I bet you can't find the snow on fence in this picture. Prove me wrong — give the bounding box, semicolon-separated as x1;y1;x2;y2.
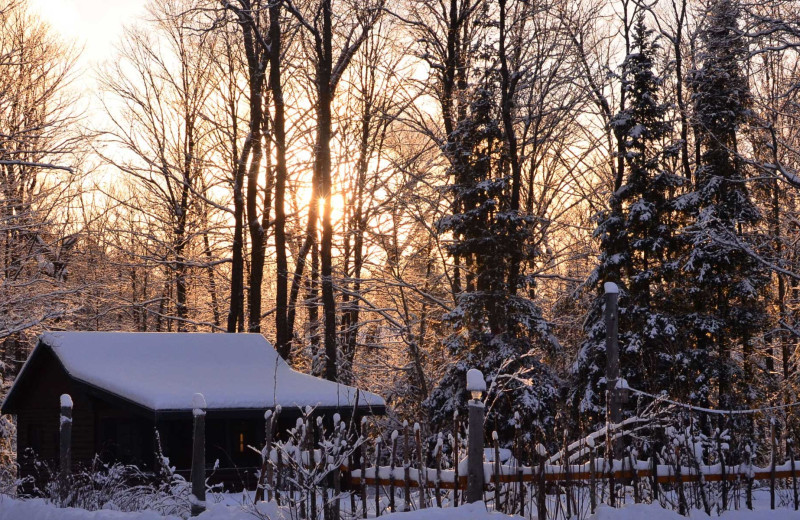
50;391;800;519
242;406;800;520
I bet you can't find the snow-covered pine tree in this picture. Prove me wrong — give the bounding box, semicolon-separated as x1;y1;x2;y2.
679;0;768;409
425;89;560;444
571;14;682;426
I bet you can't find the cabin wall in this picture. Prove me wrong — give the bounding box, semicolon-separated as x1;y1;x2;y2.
14;348;95;481
92;398;155;468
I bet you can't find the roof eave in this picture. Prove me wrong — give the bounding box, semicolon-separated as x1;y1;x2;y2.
153;403;387;420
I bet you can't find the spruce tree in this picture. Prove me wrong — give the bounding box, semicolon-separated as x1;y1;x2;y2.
680;0;768;409
425;89;560;443
571;15;681;425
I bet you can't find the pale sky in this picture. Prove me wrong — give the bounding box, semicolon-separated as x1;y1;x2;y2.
28;0;147;69
26;0;149;179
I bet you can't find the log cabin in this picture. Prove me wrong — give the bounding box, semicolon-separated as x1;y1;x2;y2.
1;332;385;490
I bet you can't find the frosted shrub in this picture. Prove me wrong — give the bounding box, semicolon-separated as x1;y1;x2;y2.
22;454;193;517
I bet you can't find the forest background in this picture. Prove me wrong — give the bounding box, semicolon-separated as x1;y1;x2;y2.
1;0;800;454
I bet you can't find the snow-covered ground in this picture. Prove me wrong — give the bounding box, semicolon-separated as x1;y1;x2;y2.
2;497;799;520
0;497;283;520
590;503;800;519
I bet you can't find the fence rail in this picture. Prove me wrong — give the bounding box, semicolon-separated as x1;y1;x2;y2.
348;465;800;487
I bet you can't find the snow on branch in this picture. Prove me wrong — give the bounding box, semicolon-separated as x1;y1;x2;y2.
0;160;73;173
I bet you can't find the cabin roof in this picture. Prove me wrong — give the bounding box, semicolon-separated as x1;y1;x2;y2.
2;332;385;414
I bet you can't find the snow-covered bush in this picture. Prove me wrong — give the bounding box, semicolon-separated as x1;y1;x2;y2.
19;452;193;517
268;407;362;520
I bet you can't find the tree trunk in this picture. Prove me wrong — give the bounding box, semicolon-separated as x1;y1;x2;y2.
244;12;266;333
227;6;260;333
270;0;290;359
319;0;337;381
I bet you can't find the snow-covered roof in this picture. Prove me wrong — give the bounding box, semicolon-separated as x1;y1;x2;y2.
27;331;385;412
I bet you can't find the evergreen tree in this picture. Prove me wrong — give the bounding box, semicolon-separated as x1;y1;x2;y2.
425;89;560;444
678;0;768;409
571;15;681;425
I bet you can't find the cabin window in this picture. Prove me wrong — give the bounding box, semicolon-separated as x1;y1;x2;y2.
238;432;244;453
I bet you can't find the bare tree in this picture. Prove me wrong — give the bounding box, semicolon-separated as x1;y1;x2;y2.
0;1;85;363
98;0;223;332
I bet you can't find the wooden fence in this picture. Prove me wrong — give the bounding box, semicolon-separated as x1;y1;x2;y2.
242;410;800;520
52;390;800;519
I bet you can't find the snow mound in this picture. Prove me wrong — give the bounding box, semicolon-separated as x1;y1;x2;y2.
466;368;486;393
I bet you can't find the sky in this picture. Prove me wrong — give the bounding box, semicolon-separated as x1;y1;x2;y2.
25;0;149;182
27;0;146;72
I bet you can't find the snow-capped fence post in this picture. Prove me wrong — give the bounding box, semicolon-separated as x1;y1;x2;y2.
717;428;726;511
375;435;382;516
360;438;367;518
629;448;640;503
536;444;546;520
453;411;460;506
589;438;597;513
770;420;777;510
276;449;284;506
563;431;572;518
790;439;798;510
675;445;686;516
466;368;486;504
389;430;398;512
449;432;457;506
58;393;72;505
604;282;624;454
414;423;427;509
434;433;442;508
649;443;658;504
493;431;501;510
745;444;754;510
513;414;522;515
403;421;411;511
190;393;206;517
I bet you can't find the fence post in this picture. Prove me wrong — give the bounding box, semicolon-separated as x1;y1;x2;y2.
435;434;442;508
59;394;72;505
453;412;460;506
675;445;686;516
746;444;754;510
629;448;640;504
389;430;398;512
604;282;623;460
255;407;279;502
536;444;546;520
375;435;382;516
493;431;501;510
415;423;426;509
276;449;283;506
589;437;597;513
790;439;798;511
650;443;658;504
466;369;486;504
513;413;523;516
361;437;368;518
717;429;726;511
190;393;206;517
770;420;777;510
403;421;411;511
